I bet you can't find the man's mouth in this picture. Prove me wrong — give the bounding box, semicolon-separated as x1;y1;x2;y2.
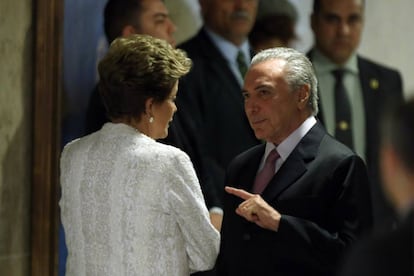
251;118;266;126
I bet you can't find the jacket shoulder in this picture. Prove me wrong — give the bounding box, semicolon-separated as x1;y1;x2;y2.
358;55;402;76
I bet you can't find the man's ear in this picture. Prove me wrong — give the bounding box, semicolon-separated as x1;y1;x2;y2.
122;25;137;37
297;84;310;109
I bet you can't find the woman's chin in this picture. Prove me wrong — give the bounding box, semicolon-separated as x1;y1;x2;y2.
159;129;169;140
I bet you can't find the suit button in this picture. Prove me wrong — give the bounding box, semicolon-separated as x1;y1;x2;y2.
242;233;251;241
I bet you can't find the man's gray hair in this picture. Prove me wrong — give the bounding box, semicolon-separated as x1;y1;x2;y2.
251;47;319;116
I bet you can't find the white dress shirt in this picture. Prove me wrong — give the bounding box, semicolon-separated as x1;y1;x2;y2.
260;116;317;174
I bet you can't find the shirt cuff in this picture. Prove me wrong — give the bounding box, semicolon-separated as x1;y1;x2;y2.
209;207;224;215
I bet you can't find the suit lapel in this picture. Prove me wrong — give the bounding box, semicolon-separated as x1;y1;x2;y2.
358;57;378;139
262;123;324;201
262;152;307;201
358;56;380;103
193;29;247;105
358;57;382;164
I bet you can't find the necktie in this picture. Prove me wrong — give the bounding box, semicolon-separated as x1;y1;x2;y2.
252;149;280;194
332;69;354;149
236;51;248;78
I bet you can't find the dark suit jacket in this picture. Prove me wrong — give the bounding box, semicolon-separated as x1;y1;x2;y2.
309;51;404;231
218;122;373;276
338;210;413;276
164;28;260;208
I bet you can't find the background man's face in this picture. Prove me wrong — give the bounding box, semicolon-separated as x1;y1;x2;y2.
200;0;258;45
137;0;177;47
311;0;364;65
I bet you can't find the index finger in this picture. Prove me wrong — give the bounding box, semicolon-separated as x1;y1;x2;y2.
225;186;254;200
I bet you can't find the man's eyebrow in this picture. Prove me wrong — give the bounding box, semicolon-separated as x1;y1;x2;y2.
254;84;273;90
241;84;273;94
322;12;340;19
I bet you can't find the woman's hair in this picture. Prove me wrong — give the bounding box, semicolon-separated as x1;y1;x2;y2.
98;34;192;121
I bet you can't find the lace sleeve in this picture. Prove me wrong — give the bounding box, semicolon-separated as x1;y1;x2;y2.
167;152;220;272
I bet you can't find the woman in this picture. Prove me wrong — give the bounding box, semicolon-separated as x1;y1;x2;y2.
59;34;220;275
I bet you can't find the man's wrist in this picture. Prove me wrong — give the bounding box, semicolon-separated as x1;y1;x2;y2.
209;207;223;215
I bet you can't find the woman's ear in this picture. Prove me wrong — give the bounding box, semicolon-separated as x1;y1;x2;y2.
145;98;154;116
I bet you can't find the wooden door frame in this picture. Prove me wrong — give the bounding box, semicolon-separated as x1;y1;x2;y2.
31;0;63;275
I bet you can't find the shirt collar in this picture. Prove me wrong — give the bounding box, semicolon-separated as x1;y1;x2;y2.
312;48;359;75
265;116;317;161
204;27;251;64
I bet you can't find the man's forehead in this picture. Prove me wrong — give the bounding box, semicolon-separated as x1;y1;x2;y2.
319;0;364;13
140;0;168;15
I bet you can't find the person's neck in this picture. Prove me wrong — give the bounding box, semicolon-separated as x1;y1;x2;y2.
113;117;152;138
206;26;246;46
272;113;312;145
313;47;351;67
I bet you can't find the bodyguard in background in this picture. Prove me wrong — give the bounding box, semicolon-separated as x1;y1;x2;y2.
308;0;404;231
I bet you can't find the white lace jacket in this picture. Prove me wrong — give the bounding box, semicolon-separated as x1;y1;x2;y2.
60;123;220;276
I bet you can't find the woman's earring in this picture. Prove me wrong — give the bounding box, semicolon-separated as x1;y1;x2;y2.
149;116;154;123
